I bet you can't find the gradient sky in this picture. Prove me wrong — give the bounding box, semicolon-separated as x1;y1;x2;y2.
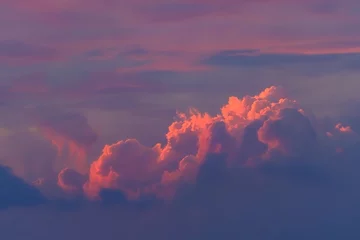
1;1;360;239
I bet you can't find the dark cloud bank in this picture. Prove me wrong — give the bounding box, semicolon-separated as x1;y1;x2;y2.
201;49;360;74
0;164;46;209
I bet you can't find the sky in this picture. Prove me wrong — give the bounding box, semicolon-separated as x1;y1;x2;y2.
1;0;360;239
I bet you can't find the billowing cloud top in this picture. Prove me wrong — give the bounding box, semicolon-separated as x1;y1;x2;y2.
48;86;358;204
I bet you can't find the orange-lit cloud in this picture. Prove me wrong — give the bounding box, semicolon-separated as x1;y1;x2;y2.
335;123;353;133
4;83;360;240
69;85;350;201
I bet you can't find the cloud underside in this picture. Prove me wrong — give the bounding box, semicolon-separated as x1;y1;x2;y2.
0;165;46;209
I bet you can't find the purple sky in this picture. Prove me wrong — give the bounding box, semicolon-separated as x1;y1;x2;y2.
1;1;360;239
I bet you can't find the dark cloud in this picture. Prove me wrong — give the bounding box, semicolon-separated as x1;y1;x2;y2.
57;168;87;194
98;189;128;205
85;49;107;58
258;108;317;157
309;1;341;14
1;130;58;182
201;50;360;70
166;149;360;239
0;40;56;59
236;120;268;163
3;145;360;239
121;47;150;57
0;164;46;209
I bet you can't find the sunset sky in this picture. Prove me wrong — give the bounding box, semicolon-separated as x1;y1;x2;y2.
1;1;360;239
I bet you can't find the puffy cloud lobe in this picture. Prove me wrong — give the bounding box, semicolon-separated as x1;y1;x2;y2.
258;108;317;158
84;139;164;200
58;168;87;194
160;109;214;162
0;164;46;209
82;85;331;200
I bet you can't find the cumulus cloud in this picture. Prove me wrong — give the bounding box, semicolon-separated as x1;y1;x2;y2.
57;168;87;195
5;85;359;208
258;108;317;158
3;85;360;239
84;139;164;200
50;85;356;203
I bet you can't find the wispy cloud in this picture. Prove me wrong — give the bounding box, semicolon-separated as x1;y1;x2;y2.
201;50;360;69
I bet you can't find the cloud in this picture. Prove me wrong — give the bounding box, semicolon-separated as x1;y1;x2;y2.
258;108;317;157
2;85;360;239
57;168;87;194
52;85;356;204
34;109;98;173
0;164;46;209
84;139;164;200
0;40;57;60
2;0;360;237
79;86;291;200
0;129;58;182
201;50;360;69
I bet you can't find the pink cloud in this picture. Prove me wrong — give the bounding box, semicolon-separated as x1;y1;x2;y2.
51;85;357;202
